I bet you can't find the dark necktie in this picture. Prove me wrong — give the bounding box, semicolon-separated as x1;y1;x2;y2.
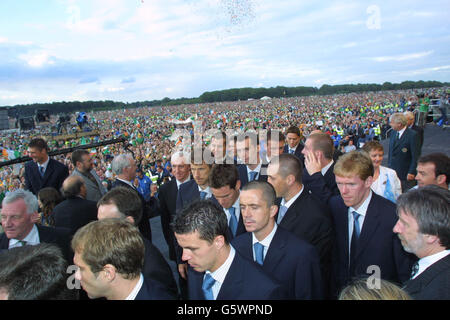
254;242;264;265
202;273;216;300
249;171;258;181
200;191;207;200
85;171;98;185
228;207;238;237
410;261;419;279
39;166;45;177
349;211;361;276
19;240;27;246
289;149;294;154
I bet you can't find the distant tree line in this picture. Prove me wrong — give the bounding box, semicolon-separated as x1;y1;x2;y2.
2;80;448;118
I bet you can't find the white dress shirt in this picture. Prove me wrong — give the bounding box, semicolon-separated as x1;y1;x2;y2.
223;197;240;225
246;162;262;181
347;191;373;254
252;224;278;262
321;160;334;176
8;224;40;249
412;250;450;279
206;246;236;300
125;273;144;300
197;186;212;199
280;186;304;210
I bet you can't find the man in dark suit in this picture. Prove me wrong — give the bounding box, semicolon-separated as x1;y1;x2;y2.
302;132;340;203
236;132;268;187
24;138;69;196
159;150;191;262
405;111;424;157
53;176;98;236
0;189;72;263
72;219;175;300
267;154;333;296
175;152;213;296
111;153;152;241
388;113;419;192
209;164;246;240
209;131;237;165
415;152;450;190
172;200;286;300
232;181;323;299
394;186;450;300
283;126;304;162
262;130;285;164
330;151;415;297
97;187;178;299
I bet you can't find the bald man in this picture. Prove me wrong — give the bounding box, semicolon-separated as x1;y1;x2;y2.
53;176;98;235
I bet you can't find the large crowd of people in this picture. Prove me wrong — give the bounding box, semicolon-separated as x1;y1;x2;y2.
0;87;449;301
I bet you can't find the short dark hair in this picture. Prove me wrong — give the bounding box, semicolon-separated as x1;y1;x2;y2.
209;164;239;189
97;187;142;225
0;243;77;300
272;154;303;183
307;133;335;160
418;152;450;184
171;200;229;244
71;149;90;166
28;138;49;152
286;126;301;137
396;185;450;249
241;181;276;207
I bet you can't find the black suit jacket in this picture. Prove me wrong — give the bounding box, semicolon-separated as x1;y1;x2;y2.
388;128;419;180
275;190;333;297
329;193;416;296
0;225;72;263
232;227;323;300
158;179;179;261
410;124;424;156
403;254;450;300
135;277;177;300
53;197;98;236
283;144;305;163
187;249;286;300
111;179;152;242
302;162;340;204
237;164;268;188
210;197;246;241
142;237;179;299
24;158;69;195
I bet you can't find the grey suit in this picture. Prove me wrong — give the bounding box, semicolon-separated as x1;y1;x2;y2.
71;168;107;202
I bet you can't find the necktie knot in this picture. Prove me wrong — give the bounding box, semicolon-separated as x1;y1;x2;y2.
202;273;216;300
410;261;419;279
254;242;265;265
19;240;27;246
289;149;294;154
39;166;45;177
200;191;207;200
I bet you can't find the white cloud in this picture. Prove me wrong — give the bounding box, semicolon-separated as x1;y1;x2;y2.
19;51;54;67
370;51;433;62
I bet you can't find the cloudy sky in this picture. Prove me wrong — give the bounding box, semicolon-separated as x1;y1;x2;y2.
0;0;449;106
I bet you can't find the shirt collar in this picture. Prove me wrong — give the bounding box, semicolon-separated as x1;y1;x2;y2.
176;177;190;189
415;250;450;279
398;126;407;139
38;157;50;170
125;273;144;300
117;178;135;188
247;162;262;175
349;190;373;217
252;223;278;248
207;246;236;285
9;224;40;249
321;160;334;176
281;186;304;208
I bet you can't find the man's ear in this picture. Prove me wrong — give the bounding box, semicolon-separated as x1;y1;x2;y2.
103;264;117;281
125;216;135;225
436;174;446;186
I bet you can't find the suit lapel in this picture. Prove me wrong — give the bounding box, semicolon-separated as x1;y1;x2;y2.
217;254;243;300
41;159;54;184
263;229;286;274
279;192;305;228
354;195;381;260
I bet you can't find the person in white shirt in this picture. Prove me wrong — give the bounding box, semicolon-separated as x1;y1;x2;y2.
394;185;450;300
362;141;402;202
71;218;173;300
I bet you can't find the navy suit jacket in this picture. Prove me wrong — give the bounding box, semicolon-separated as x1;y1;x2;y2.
329;192;416;296
187;249;286;300
388;128;419;180
24;158;69;195
135;277;177;300
403;254;450;300
283;144;304;163
275;190;333;294
111;179;152;242
0;224;72;263
237;164;268;188
302;162;340;204
158;179;179;261
232;227;324;300
53;197;98;236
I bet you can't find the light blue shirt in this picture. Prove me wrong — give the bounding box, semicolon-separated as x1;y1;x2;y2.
348;191;373;255
9;224;40;249
252;224;278;262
